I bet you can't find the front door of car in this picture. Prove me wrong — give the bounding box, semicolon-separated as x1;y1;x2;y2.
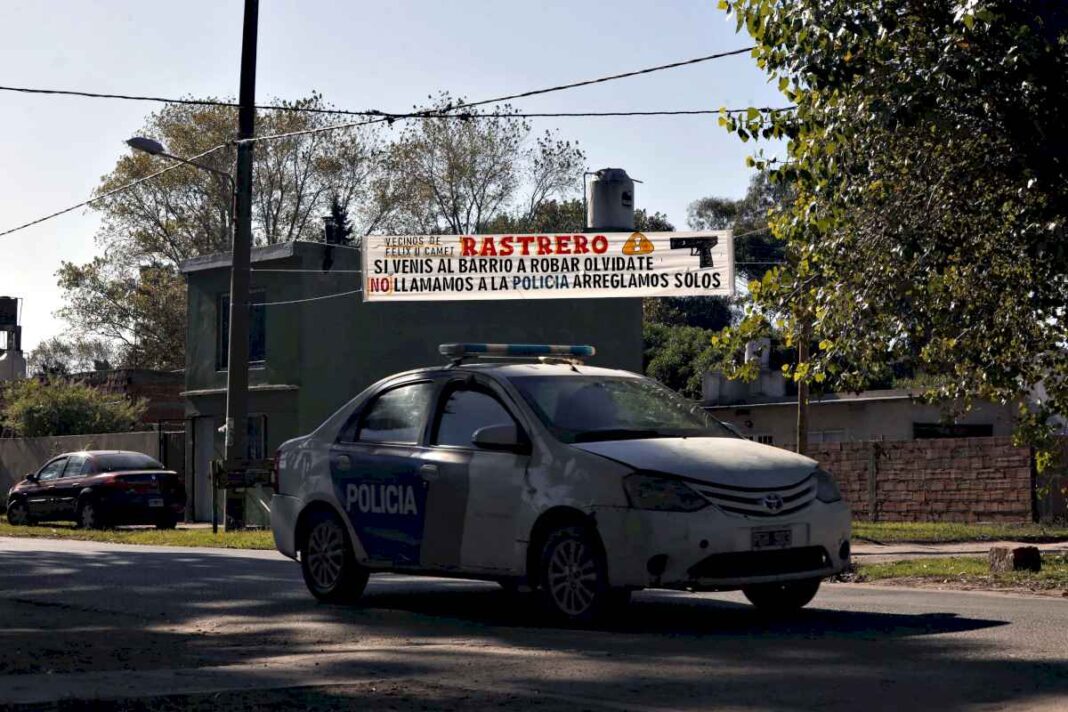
27;457;67;519
52;454;89;517
330;380;437;567
419;377;532;573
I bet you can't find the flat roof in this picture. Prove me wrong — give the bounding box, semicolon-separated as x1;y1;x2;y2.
705;388;921;410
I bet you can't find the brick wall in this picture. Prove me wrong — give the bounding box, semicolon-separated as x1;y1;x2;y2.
807;436;1033;523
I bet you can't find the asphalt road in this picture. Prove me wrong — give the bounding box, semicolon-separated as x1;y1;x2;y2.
0;536;1065;711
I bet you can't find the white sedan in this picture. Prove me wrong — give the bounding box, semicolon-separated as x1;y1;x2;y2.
271;344;851;622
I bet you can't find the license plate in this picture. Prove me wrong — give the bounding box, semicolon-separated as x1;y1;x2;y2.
148;498;164;508
752;529;792;549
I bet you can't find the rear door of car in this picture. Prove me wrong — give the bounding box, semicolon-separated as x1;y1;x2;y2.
329;379;438;567
28;457;67;519
419;375;532;573
52;454;90;517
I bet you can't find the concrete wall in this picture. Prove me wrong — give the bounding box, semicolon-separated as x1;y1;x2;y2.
711;397;1016;446
810;437;1033;523
0;431;160;506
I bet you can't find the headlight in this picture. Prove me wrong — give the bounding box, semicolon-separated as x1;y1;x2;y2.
623;473;709;512
815;469;842;503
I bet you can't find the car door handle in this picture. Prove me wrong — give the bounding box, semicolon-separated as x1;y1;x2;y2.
419;464;440;481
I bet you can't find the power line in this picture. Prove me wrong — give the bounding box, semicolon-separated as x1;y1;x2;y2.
258;288;362;306
0;84;791;120
0;47;759;121
0;144;228;239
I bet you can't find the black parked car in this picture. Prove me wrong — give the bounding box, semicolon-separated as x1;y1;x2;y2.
6;450;185;529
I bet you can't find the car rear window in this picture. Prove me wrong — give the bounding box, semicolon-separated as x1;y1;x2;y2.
93;453;165;472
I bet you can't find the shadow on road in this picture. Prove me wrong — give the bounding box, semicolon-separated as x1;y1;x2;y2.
1;544;1065;711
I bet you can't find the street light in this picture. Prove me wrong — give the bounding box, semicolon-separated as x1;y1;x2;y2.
127;135;237;534
126;136;235;190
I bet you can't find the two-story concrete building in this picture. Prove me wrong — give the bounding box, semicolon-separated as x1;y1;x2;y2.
179;240;642;524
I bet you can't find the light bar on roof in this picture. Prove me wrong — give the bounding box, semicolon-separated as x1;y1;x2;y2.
439;343;596;360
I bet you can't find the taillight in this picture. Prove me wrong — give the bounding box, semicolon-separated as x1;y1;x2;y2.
271;449;281;490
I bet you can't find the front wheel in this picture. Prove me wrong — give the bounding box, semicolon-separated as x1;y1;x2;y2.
743;578;821;613
538;525;623;623
155;514;178;530
300;510;368;604
6;499;33;526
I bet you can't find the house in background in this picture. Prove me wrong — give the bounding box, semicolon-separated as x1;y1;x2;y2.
703;339;1016;447
179;240;643;526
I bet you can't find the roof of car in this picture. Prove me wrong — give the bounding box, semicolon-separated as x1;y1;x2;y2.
390;362;642;381
57;450;157;458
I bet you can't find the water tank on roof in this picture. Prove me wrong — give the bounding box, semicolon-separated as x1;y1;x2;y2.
586;168;635;231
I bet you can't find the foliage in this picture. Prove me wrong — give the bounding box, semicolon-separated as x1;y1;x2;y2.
325;195;355;245
643;323;718;399
26;336;119;376
1;378;146;437
383;93;585;234
854;554;1068;591
852;520;1068;544
688;172;791;281
714;0;1068;456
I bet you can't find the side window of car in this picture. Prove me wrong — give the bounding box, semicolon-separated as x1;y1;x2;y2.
62;455;87;478
357;382;436;445
433;387;518;448
37;458;67;482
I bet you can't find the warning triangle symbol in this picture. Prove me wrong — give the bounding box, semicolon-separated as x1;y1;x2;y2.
622;231;655;256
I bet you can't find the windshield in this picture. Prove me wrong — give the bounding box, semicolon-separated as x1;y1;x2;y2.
93;453;164;472
508;375;737;443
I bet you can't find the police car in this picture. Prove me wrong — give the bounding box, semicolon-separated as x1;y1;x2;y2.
271;344;851;622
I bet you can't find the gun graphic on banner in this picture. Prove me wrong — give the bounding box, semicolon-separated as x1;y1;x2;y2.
669;236;719;269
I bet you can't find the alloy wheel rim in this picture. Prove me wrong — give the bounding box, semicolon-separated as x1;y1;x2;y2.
81;504;95;528
307;521;345;590
547;538;597;616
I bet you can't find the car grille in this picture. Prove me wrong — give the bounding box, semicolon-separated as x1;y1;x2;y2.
687;546;831;579
691;474;816;518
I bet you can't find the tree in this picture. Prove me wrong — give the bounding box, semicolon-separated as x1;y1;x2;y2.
715;1;1068;457
688;172;790;281
643;323;717;399
383;93;586;234
58;94;388;369
1;379;146;437
26;336;120;376
325;195;355;245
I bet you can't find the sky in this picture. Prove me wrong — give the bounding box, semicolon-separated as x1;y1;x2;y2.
0;0;783;353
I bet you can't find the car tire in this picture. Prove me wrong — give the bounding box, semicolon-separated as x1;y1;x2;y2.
743;578;821;613
76;498;106;530
537;524;619;623
6;499;34;526
155;515;178;530
300;510;369;604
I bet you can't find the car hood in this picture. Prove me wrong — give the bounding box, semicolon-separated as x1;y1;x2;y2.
572;437;817;488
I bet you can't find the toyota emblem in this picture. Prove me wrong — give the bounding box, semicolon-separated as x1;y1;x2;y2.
762;493;785;512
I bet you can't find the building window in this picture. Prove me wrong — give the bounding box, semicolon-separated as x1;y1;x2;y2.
247;414;267;460
749;434;774;445
217;291;266;370
913;423;993;439
810;429;846;444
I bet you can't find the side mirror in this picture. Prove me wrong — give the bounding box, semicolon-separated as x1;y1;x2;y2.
25;473;37;483
472;423;530;454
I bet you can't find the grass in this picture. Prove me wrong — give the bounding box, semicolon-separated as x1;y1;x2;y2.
852;520;1068;544
0;521;275;549
854;554;1068;591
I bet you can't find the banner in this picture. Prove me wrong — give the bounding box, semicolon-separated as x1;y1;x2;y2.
361;231;733;302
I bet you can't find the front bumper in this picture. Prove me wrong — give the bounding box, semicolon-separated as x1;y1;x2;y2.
592;500;851;590
270;494;301;559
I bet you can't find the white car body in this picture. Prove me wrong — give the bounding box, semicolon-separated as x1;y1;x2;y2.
271;361;851;594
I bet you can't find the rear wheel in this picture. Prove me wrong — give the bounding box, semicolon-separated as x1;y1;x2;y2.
300;510;368;603
538;524;623;623
76;498;106;530
743;578;821;613
155;514;178;530
6;499;33;526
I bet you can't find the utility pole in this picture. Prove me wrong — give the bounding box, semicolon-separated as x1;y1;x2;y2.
222;0;259;500
796;313;811;456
